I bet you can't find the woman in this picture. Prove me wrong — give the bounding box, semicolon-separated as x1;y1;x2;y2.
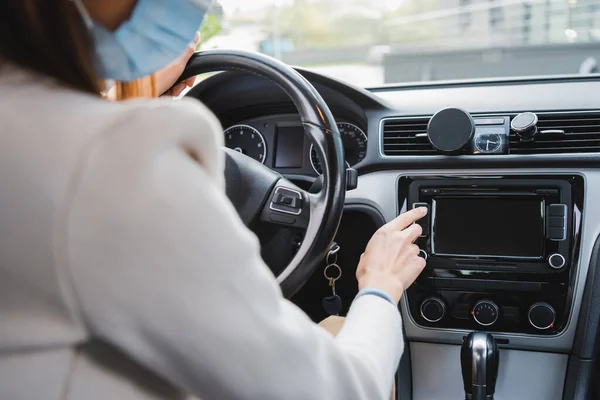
0;1;427;399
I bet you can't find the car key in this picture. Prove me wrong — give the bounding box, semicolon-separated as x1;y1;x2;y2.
322;244;343;316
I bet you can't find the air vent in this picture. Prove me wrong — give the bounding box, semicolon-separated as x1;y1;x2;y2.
382;117;436;156
510;112;600;154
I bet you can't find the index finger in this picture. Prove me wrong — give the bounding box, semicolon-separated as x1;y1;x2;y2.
386;207;428;231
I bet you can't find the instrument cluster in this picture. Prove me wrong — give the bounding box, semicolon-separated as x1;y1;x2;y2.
222;117;367;176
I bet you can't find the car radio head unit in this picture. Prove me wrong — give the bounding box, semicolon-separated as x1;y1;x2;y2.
408;178;572;273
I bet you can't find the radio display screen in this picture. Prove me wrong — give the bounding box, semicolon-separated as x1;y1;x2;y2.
432;197;544;258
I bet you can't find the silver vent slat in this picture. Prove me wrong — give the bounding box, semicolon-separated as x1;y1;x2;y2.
382;117;435;156
509;111;600;155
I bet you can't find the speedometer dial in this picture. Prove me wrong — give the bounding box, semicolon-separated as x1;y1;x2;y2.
223;124;267;164
310;122;367;175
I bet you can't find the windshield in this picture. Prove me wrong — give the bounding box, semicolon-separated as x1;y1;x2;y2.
200;0;600;87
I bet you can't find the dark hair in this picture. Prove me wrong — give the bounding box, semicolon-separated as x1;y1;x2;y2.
0;0;101;94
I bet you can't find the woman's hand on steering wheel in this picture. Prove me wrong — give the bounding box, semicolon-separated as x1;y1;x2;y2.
157;31;200;97
356;207;428;304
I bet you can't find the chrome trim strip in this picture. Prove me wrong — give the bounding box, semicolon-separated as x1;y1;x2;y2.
269;187;303;216
528;302;557;331
420;297;445;323
548;253;566;269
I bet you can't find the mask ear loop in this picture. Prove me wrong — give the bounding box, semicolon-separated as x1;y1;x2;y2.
70;0;95;29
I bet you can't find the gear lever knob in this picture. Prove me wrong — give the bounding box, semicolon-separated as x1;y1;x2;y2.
460;332;499;400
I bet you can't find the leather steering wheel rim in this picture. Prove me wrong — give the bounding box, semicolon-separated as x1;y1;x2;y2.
179;50;346;297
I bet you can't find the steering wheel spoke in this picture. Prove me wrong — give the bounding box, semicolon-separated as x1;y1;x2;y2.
259;180;311;229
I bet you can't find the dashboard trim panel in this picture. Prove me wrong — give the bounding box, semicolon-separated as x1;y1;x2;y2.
345;169;596;353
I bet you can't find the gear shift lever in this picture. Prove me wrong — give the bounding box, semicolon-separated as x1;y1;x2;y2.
460;332;499;400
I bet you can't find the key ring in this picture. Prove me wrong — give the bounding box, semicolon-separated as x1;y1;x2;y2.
326;243;340;265
324;263;342;282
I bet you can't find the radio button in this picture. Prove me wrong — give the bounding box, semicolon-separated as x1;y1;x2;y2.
420;297;446;323
548;228;567;241
546;204;567;241
528;303;556;330
548;253;566;269
548;216;566;228
412;202;430;237
548;204;567;217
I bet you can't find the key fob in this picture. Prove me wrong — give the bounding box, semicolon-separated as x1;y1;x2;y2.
323;295;343;315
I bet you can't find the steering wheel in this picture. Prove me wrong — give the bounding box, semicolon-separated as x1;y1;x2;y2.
178;50;346;298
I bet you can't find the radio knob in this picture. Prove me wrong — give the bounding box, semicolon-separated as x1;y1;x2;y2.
548;253;566;269
472;300;499;326
420;297;446;323
528;302;556;330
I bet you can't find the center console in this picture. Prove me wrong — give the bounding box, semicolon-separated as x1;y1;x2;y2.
402;175;583;336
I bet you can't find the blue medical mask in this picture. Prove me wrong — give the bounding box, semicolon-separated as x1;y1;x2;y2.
72;0;211;82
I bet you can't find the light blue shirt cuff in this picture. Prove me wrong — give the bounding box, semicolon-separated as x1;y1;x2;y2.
355;286;397;307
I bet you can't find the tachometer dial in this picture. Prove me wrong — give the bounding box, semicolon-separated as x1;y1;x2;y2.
223;124;267;164
310;122;367;175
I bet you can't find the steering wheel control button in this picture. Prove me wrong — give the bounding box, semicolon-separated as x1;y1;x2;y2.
269;214;296;225
420;297;446;323
511;112;539;141
548;253;566;269
472;300;499;326
528;302;556;330
427;108;475;153
412;202;430;237
276;193;297;207
270;187;303;215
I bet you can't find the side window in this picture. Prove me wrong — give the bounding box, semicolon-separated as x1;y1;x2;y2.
459;0;472;31
489;0;504;30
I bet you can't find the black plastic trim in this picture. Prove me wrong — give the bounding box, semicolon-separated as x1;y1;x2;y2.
396;326;412;400
571;234;600;359
562;357;596;400
563;233;600;399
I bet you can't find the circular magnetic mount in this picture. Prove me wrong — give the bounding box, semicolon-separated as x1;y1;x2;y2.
427;108;475;153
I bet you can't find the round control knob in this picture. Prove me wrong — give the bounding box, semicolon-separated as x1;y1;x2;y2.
420;297;446;323
528;302;556;330
511;112;539;141
472;300;499;326
427;108;475;153
419;249;428;260
548;253;566;269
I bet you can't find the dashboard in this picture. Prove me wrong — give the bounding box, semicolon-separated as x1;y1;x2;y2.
187;69;600;400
